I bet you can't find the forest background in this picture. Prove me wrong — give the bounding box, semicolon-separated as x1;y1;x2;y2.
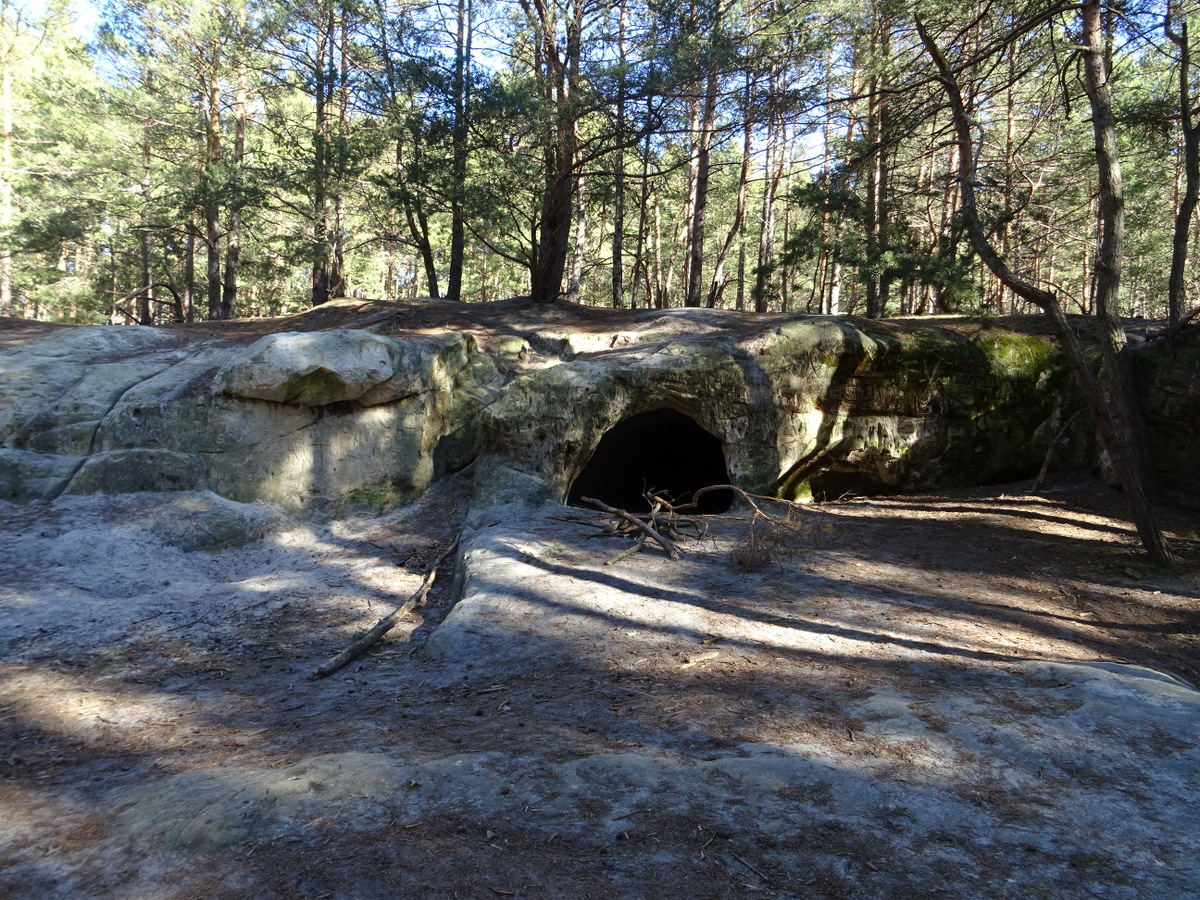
3;0;1199;325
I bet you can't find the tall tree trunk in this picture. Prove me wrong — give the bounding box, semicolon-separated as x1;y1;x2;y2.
632;129;653;309
754;111;784;313
610;0;627;309
1083;0;1123;328
183;226;195;321
447;0;472;301
531;161;574;303
331;195;346;297
311;3;331;306
402;198;439;298
522;0;581;304
652;182;666;308
1166;11;1199;325
814;48;837;314
566;174;586;302
685;68;720;308
707;82;752;310
396;139;440;297
203;54;225;320
679;93;700;303
917;16;1173;569
0;4;12;319
329;11;349;299
138;233;153;325
998;54;1018;314
780;156;794;312
935;127;961;312
735;210;747;310
138;125;154;326
221;54;247;319
108;220;120;323
828;51;863;316
864;13;890;319
206;204;221;318
1082;0;1158;497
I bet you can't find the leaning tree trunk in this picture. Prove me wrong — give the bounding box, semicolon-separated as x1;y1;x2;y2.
707;88;752;310
917;16;1174;569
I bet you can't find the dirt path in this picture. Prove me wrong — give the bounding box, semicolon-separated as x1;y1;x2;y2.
1;478;1197;899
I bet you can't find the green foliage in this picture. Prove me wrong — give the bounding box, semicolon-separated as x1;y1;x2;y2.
1;0;1196;321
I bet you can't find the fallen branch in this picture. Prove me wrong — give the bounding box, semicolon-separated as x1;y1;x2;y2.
582;496;680;559
309;538;459;679
580;485;819;570
689;484;771;515
606;532;646;566
692;484;819;570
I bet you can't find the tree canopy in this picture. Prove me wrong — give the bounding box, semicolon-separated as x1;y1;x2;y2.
3;0;1200;324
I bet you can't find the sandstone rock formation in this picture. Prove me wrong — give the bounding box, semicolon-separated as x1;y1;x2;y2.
1136;334;1200;503
2;297;1185;511
1;307;497;506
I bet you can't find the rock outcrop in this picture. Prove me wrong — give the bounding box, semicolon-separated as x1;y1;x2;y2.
479;313;1072;505
1136;333;1200;504
0;309;498;506
2;297;1179;510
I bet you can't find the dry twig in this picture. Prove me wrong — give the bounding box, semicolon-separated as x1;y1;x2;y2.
582;484;821;570
693;485;817;571
582;496;681;559
309;538;459;679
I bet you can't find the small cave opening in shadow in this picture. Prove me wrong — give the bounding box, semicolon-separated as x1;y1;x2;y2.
567;408;733;514
806;466;900;502
978;462;1042;487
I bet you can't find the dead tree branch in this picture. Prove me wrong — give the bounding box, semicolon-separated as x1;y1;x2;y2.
309;538;459;679
582;496;681;559
693;484;817;570
583;485;821;570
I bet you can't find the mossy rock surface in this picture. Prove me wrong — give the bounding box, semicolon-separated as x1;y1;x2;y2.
3;299;1187;509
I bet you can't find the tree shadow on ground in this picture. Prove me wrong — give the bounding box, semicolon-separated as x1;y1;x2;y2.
1;479;1198;899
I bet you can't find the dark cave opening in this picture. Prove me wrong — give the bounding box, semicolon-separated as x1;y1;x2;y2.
567;408;733;514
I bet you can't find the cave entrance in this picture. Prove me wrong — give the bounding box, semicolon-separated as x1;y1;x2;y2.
567;408;733;514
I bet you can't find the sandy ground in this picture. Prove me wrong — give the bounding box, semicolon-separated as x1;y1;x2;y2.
1;476;1198;899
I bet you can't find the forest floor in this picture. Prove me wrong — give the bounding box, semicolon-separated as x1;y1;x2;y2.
1;474;1198;899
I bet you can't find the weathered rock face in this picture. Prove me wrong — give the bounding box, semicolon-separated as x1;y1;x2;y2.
0;298;1163;510
0;310;499;506
479;313;1071;503
1135;331;1200;504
